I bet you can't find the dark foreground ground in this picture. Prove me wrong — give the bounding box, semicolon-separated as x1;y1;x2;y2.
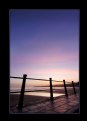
10;88;79;114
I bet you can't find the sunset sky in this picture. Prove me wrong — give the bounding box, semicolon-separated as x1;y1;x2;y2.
10;9;79;88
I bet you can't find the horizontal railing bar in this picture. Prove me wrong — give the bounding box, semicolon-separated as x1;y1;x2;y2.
10;76;76;83
26;78;49;81
10;76;49;81
10;76;23;79
25;90;49;92
10;76;63;82
52;80;63;82
10;89;49;93
10;91;20;93
26;78;63;82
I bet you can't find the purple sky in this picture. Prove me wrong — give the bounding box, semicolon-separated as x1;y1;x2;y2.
10;9;79;86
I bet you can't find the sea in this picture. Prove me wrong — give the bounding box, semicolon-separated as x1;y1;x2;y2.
10;86;79;97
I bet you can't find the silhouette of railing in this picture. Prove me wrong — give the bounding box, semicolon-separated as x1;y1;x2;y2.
10;74;78;110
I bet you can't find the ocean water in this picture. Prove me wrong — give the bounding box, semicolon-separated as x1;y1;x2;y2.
10;86;77;97
10;86;79;97
24;92;65;97
10;86;76;91
10;86;64;92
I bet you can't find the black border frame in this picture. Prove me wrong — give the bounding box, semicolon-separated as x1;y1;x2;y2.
1;1;81;121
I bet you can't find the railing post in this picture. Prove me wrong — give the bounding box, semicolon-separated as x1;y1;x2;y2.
49;78;53;101
72;81;76;94
63;80;68;96
17;74;27;110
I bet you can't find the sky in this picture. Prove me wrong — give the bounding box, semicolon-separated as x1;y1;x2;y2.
10;9;79;88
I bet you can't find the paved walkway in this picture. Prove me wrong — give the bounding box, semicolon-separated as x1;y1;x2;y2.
10;93;79;114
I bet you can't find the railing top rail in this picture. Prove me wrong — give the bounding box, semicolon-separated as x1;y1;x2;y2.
10;76;49;81
10;76;76;83
10;76;23;79
52;80;63;82
10;76;63;82
27;77;49;81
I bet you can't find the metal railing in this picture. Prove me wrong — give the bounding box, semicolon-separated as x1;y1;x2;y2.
10;74;78;110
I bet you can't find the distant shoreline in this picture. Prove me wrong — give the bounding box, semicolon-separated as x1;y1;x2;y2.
35;85;79;87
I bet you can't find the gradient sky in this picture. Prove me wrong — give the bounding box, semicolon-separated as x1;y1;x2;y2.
10;9;79;87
